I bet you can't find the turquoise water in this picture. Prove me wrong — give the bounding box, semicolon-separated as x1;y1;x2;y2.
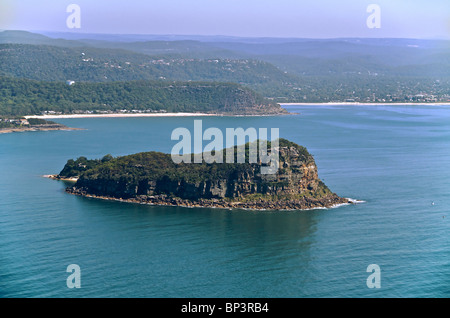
1;105;449;298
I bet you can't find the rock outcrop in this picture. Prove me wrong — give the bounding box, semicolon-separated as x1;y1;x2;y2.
61;139;350;210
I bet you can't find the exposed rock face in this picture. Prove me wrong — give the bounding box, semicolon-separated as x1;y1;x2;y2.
62;139;350;210
212;87;288;115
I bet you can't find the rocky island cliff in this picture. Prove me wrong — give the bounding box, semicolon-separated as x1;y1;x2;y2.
56;139;351;210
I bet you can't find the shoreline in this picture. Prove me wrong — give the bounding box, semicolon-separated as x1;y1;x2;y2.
67;192;359;211
64;186;356;211
21;104;450;120
26;112;216;119
25;111;289;120
0;126;82;134
281;102;450;106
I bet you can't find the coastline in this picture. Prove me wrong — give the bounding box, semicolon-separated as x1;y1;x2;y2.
15;103;448;122
281;102;450;106
25;111;291;119
0;126;82;134
26;112;221;119
64;186;355;211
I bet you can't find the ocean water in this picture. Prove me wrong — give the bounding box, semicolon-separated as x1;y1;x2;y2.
0;105;449;298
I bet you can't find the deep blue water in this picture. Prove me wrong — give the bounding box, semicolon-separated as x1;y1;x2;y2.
1;105;449;298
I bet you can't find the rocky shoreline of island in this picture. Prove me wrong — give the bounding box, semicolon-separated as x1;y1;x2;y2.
0;124;82;134
65;186;354;211
47;138;360;212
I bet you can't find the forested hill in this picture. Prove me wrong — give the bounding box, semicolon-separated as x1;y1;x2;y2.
1;31;449;103
0;76;284;116
0;44;296;96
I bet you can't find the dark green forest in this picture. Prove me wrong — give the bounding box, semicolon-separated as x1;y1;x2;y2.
0;76;279;116
0;44;296;96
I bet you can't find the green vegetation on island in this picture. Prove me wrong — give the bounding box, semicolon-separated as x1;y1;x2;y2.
58;154;114;179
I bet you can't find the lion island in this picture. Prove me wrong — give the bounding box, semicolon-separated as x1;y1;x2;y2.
49;138;353;210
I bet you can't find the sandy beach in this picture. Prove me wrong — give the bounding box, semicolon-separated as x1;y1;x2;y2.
20;103;450;120
281;102;450;106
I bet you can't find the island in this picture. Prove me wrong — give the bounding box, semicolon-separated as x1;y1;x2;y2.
50;139;353;210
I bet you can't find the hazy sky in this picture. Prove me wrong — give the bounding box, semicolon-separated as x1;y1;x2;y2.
1;0;449;38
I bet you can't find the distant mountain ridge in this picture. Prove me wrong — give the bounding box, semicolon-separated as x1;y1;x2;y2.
0;43;296;87
1;30;449;103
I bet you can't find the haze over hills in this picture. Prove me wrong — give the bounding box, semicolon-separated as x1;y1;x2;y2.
0;44;296;89
1;30;449;105
4;30;449;71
